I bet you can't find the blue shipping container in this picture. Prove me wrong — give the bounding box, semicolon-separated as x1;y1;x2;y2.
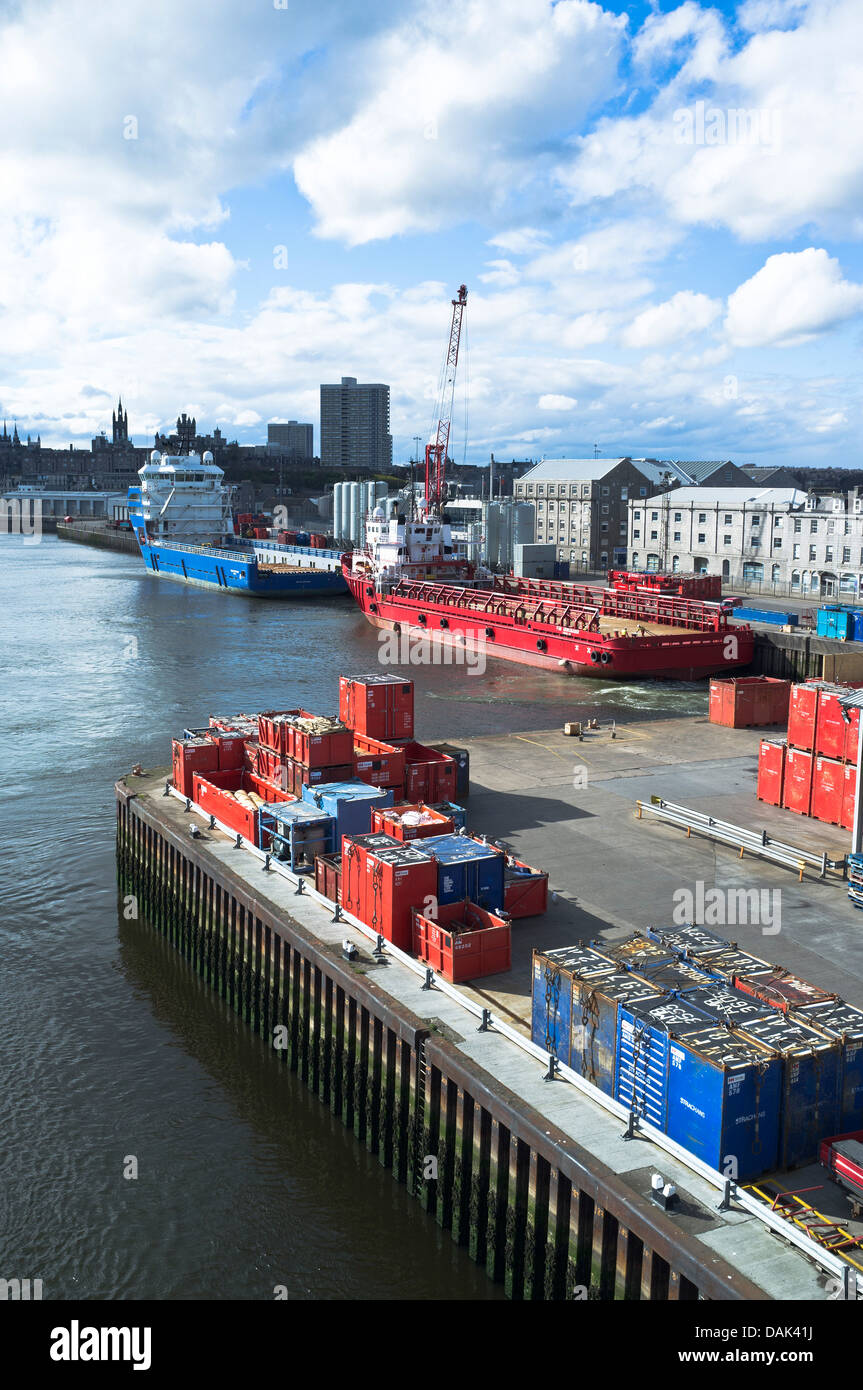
663;1022;782;1179
532;950;580;1065
792;999;863;1130
630;959;721;993
850;611;863;643
734;607;798;627
302;780;394;847
592;931;676;972
616;996;712;1130
573;971;663;1095
729;1011;841;1168
645;924;733;958
684;945;771;984
430;801;467;830
817;605;852;640
423;833;505;910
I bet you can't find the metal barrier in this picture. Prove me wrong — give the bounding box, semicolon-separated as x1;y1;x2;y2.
165;780;856;1295
636;795;847;882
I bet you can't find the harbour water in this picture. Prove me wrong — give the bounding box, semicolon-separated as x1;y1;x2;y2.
0;536;706;1299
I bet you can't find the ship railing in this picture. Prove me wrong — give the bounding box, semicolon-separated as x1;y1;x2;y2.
495;574;732;633
392;577;605;632
166;777;859;1298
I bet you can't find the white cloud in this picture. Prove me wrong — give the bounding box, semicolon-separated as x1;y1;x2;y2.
538;394;578;410
725;248;863;347
623;290;722;349
478;259;520;287
488;227;551;255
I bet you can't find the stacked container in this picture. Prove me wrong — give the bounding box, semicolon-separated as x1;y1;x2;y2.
399;742;458;803
340;832;438;950
762;679;861;829
757;738;786;806
370;802;455;841
269;803;335;872
423;833;506;911
791;998;863;1130
339;674;414;742
301;781;395;847
531;947;662;1081
351;733;406;794
172;737;220;798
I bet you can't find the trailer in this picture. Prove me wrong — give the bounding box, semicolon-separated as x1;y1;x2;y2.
819;1131;863;1219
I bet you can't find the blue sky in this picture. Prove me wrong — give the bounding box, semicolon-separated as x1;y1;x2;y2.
1;0;861;470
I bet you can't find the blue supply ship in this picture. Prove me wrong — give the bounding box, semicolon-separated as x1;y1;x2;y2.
127;449;347;598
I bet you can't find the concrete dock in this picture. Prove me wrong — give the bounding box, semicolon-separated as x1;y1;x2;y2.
117;710;863;1300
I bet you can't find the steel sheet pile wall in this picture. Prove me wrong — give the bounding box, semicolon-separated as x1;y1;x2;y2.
117;784;764;1301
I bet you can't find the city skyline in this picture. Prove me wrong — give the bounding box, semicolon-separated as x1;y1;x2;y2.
1;0;861;470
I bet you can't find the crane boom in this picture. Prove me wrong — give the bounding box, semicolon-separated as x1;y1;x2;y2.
425;283;467;516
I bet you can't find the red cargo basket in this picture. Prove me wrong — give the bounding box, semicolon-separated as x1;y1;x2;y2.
811;756;845;825
787;682;823;752
733;967;835;1014
314;852;342;904
503;858;549;918
352;733;407;789
289;712;353;769
280;759;353;798
172;737;220;798
400;742;458;803
191;770;293;847
412;901;512;982
708;676;790;728
842;762;858;831
257;709;303;755
371;802;455;840
782;746;813;815
757;738;786;806
339;674;414;742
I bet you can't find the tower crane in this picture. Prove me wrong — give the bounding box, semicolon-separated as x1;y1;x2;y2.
425;283;467;517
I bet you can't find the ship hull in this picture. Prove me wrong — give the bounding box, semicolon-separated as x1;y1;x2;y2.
137;541;348;598
345;569;753;680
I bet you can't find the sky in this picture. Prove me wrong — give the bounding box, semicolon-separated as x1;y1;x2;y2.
1;0;862;469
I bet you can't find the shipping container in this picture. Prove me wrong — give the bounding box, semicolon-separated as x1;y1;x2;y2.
351;732;406;789
817;606;852;640
792;999;863;1130
280;759;353;798
172;737;219;798
530;948;660;1082
314;852;342;904
811;756;845;825
302;780;395;847
593;931;676;972
733;966;834;1014
733;607;798;627
842;762;858;832
726;1011;841;1168
370;802;455;841
851;611;863;643
191;771;296;848
243;741;260;776
339;673;414;742
681;982;776;1028
503;858;549;918
431;800;467;831
709;676;791;728
814;687;856;760
661;1020;782;1179
645;924;733;958
341;833;438;951
426;742;470;800
399;742;458;803
782;746;813;814
757;737;786;806
629;960;720;993
257;709;304;756
269;802;335;871
787;681;823;752
289;712;353;769
615;996;714;1131
423;833;506;911
683;943;769;982
412;901;511;982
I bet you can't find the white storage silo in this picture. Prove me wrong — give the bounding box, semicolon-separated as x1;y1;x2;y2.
514;502;535;549
348;482;361;545
333;482;342;540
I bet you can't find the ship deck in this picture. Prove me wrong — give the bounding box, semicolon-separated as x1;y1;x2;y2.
594;615;696;637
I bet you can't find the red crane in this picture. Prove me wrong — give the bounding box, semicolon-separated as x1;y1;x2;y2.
425;283;467;517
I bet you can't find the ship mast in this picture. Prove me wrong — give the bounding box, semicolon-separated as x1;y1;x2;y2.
425;283;467;518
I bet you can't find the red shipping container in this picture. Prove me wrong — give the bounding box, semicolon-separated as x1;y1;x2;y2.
401;742;458;803
412;901;511;982
842;763;858;831
192;771;259;843
815;688;856;761
352;733;407;788
757;738;786;806
281;759;353;798
782;746;814;815
289;712;353;769
314;852;342;904
257;709;303;755
503;858;549;918
844;706;861;764
787;682;823;752
708;676;790;728
172;737;219;798
339;674;414;742
371;802;455;841
243;741;261;775
811;756;845;825
341;833;437;951
733;967;835;1014
208;733;245;770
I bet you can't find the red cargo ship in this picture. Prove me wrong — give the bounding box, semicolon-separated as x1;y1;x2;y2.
343;514;753;680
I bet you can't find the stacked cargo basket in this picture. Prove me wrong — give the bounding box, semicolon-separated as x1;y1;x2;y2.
532;924;863;1181
757;679;861;829
169;674;550;982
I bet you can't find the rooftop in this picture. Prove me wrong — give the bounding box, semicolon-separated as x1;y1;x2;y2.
640;485;808;507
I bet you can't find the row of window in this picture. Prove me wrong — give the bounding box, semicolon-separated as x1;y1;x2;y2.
630;510;855;537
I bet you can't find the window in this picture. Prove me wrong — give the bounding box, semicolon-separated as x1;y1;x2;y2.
673;531;681;542
633;529;640;539
650;529;658;540
793;518;801;533
810;520;818;533
773;538;781;550
601;486;610;497
601;522;609;532
582;484;590;496
633;510;642;520
827;520;835;534
698;513;706;524
651;511;659;521
826;546;834;563
774;516;781;527
791;570;801;591
772;564;781;583
630;552;639;565
843;547;851;564
743;561;764;581
809;545;817;561
840;573;857;595
724;514;732;525
674;512;682;522
620;488;628;501
639;487;646;497
538;501;544;510
751;514;761;525
793;544;800;559
537;484;544;495
601;504;609;515
697;532;706;544
723;535;731;546
671;555;680;573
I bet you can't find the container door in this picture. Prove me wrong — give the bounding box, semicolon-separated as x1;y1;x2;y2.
616;1015;667;1129
531;958;572;1066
